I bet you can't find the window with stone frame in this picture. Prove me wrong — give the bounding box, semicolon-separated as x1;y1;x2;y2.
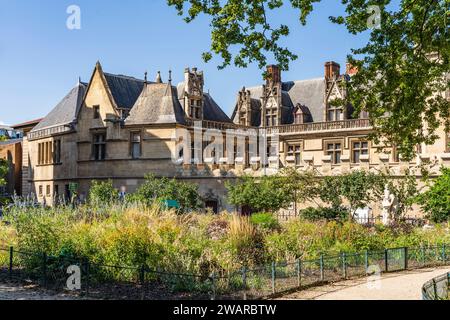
327;105;343;121
294;112;303;124
265;108;277;126
92;132;106;161
189;99;202;119
130;131;142;159
46;185;51;197
287;144;302;166
38;185;43;197
53;139;61;164
326;142;342;164
239;112;247;126
38;141;54;165
352;140;369;163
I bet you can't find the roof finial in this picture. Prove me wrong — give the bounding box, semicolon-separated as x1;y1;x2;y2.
144;71;148;83
168;70;172;84
156;71;162;83
77;77;81;85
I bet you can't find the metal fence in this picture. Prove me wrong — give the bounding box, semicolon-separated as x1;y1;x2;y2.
422;272;449;300
0;244;449;300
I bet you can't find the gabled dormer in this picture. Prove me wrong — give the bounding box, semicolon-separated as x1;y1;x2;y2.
261;65;283;127
77;62;145;141
180;67;204;120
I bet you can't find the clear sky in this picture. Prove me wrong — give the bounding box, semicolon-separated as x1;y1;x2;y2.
0;0;370;125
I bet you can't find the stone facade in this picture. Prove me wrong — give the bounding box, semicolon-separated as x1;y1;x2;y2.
24;61;450;216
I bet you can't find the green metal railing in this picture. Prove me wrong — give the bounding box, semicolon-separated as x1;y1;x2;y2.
422;272;450;300
1;244;449;300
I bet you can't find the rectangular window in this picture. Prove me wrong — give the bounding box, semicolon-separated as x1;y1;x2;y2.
130;132;141;159
53;139;61;164
93;105;100;119
266;109;277;126
93;133;106;161
327;106;344;121
352;141;369;163
46;185;51;197
326;142;342;164
287;145;302;166
38;141;54;165
54;185;59;197
38;185;43;197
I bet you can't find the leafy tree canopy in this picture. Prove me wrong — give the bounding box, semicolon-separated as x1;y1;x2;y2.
226;174;293;213
167;0;450;159
134;174;202;213
418;167;450;223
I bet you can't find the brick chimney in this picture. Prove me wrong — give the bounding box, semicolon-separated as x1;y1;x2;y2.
266;65;281;86
324;61;340;79
346;62;358;76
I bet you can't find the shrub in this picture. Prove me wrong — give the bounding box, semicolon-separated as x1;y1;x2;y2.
418;167;450;223
134;174;202;213
250;213;280;231
300;206;349;221
89;180;119;206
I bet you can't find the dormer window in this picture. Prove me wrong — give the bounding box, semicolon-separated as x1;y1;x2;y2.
266;109;277;126
327;106;343;121
189;99;202;119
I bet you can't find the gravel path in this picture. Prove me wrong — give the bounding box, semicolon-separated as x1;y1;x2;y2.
0;283;80;300
279;266;450;300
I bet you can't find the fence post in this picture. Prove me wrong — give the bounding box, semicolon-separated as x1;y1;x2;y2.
364;250;369;274
84;259;90;296
211;272;216;301
404;247;408;270
342;253;347;279
9;246;13;279
442;244;446;264
271;262;276;294
139;265;146;300
296;259;301;288
42;253;48;288
242;266;247;300
320;255;324;282
384;249;388;272
421;244;426;266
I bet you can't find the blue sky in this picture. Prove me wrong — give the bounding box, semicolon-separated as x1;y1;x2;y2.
0;0;370;125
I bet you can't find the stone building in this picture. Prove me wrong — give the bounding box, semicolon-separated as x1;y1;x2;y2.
23;61;450;216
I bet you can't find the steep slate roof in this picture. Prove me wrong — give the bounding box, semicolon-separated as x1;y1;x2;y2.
232;77;326;124
126;82;186;125
31;82;87;132
203;93;232;123
103;73;146;109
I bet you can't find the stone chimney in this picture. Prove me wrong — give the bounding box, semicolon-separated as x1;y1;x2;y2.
325;61;340;79
266;65;281;86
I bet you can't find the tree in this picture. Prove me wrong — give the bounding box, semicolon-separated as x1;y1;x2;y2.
134;174;202;213
417;167;450;223
318;170;386;219
168;0;449;158
226;174;293;213
0;159;7;188
385;169;419;220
